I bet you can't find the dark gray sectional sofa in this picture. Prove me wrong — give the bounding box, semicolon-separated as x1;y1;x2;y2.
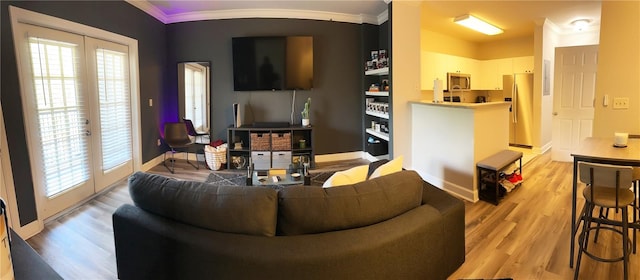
112;170;465;280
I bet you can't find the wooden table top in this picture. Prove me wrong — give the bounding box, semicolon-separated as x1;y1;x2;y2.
571;137;640;166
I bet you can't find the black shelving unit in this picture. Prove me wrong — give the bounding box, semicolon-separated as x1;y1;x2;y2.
227;125;314;170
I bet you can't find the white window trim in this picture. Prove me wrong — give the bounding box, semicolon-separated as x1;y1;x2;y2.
8;6;142;237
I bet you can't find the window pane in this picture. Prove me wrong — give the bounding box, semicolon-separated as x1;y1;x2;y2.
29;37;90;197
96;48;132;171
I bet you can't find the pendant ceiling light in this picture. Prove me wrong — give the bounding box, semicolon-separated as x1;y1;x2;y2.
454;14;503;36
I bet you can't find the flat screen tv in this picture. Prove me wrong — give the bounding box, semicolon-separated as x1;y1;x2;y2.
232;36;313;91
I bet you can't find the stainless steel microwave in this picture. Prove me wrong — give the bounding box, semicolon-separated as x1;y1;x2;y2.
447;72;471;91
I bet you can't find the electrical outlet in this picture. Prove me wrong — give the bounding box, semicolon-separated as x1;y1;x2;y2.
612;97;630;109
157;139;161;146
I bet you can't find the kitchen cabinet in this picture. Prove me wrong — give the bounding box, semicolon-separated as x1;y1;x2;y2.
444;54;478;78
477;56;533;90
480;58;513;90
512;56;534;73
420;52;533;91
421;51;479;90
421;51;446;89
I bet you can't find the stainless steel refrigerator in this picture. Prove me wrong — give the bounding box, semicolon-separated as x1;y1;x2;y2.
503;73;534;147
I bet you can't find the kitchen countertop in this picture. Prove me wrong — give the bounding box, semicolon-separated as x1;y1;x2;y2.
410;100;510;109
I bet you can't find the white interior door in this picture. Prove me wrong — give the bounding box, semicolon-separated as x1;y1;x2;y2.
551;45;598;161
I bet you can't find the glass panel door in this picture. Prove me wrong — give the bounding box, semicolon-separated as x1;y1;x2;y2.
15;24;94;218
85;38;134;192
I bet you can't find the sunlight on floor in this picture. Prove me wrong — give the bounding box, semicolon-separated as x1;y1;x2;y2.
508;146;538;166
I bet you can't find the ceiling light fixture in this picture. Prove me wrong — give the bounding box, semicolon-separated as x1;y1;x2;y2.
571;19;590;31
454;14;503;36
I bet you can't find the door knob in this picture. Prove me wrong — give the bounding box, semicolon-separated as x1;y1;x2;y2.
553;112;558;116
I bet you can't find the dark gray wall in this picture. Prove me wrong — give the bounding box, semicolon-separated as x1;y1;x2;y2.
166;19;365;155
1;1;167;225
1;0;380;226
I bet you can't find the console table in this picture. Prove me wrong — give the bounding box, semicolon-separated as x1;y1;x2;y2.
227;125;314;170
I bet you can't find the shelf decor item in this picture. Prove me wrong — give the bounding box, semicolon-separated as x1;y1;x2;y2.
301;97;311;127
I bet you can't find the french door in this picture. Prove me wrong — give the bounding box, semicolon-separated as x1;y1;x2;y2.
14;23;133;218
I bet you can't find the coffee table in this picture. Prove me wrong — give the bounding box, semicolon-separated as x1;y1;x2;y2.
251;171;307;186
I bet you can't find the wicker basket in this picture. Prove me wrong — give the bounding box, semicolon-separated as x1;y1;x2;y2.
205;146;227;170
271;132;291;150
250;133;271;150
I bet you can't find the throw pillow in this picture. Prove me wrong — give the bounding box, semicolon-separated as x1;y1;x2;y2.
322;164;369;188
369;155;403;179
366;159;389;179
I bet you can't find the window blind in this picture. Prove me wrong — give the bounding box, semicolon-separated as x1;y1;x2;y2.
29;37;90;197
96;48;132;172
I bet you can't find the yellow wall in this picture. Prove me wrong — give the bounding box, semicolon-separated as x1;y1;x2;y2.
477;36;534;60
593;1;640;136
392;0;423;169
420;29;478;58
421;22;533;61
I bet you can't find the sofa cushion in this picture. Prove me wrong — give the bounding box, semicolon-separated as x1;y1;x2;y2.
277;170;424;235
128;172;278;237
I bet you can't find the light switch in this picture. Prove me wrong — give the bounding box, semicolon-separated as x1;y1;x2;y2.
148;98;153;107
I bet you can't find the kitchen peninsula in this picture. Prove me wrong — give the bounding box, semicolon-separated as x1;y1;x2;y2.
410;100;511;201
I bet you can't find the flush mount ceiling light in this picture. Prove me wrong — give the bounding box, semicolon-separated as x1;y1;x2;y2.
454;14;503;35
571;19;591;31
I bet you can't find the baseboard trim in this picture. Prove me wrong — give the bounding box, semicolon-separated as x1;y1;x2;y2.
534;141;552;155
416;170;477;202
142;154;165;171
315;151;366;163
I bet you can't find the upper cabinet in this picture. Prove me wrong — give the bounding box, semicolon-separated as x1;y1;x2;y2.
421;51;445;89
480;58;513;90
421;52;480;90
421;54;533;90
512;56;534;73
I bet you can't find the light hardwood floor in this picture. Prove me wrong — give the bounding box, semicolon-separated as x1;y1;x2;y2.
25;153;640;279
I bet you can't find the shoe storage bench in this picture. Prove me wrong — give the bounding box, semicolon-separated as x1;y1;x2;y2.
477;149;523;205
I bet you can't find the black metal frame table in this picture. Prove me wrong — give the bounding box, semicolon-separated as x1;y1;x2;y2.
570;137;640;268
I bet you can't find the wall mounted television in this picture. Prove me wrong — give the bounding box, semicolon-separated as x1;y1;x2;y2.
232;36;313;91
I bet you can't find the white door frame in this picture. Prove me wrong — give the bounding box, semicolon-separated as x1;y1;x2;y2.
8;6;141;234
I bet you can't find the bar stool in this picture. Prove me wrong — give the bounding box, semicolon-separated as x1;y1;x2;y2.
574;162;634;280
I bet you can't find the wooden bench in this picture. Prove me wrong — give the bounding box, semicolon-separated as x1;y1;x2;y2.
477;149;523;205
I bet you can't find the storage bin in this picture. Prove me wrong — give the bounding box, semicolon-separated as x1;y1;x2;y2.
271;132;291;150
204;145;227;170
251;151;271;170
272;151;292;169
250;133;270;150
366;142;388;156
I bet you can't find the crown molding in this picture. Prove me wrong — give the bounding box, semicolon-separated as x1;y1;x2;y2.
125;0;168;23
126;0;388;25
377;9;388;24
